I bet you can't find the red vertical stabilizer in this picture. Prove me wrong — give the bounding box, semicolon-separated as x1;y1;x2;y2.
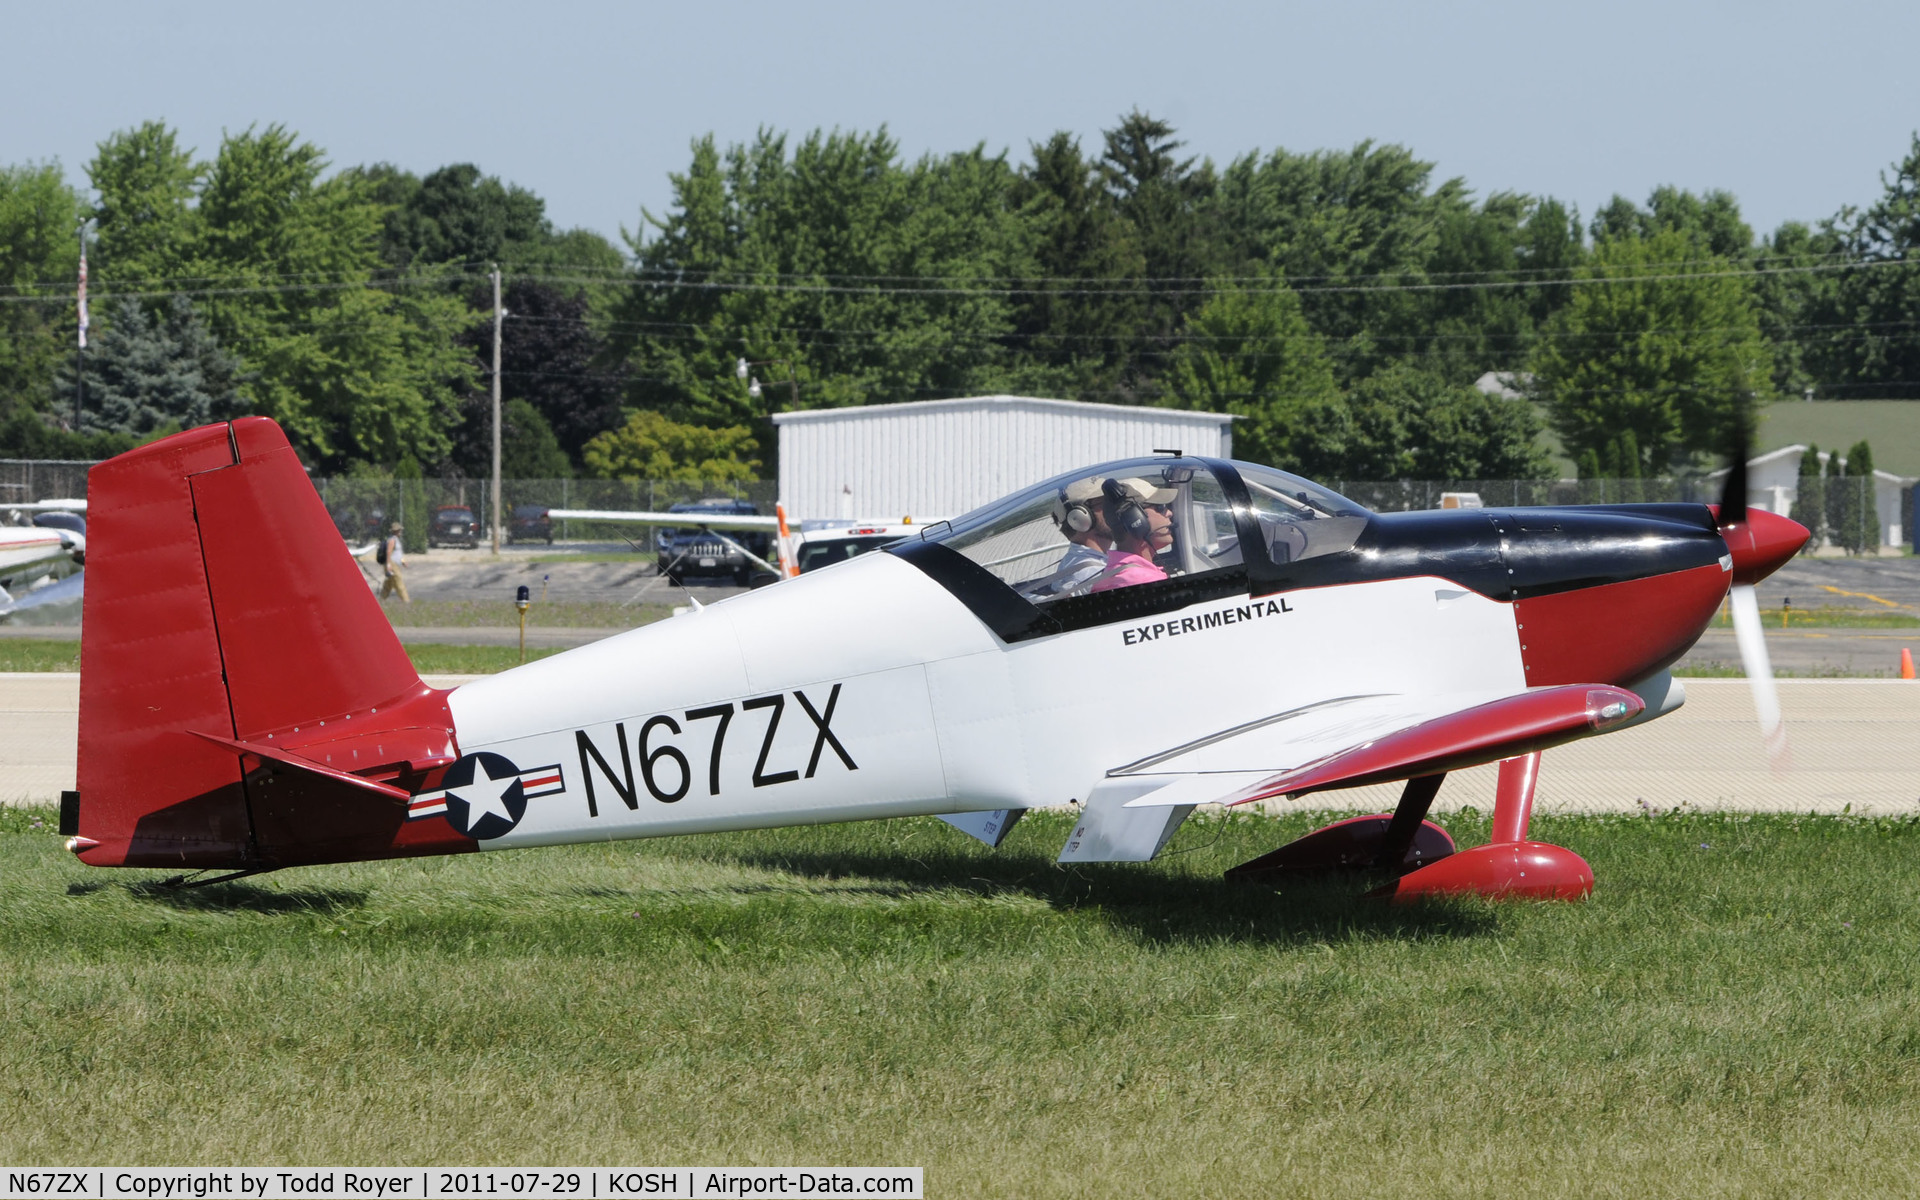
75;418;461;870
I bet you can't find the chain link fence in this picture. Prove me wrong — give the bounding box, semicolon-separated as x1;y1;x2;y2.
1;460;1897;554
0;460;97;503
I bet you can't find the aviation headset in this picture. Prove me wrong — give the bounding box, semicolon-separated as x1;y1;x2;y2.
1053;487;1094;534
1102;477;1155;546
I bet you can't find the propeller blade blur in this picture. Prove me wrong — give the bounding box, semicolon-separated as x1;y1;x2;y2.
1729;583;1790;773
1717;440;1749;528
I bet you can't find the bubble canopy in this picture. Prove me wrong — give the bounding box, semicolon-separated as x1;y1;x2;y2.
888;456;1372;638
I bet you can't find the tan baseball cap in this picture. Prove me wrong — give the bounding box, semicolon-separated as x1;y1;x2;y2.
1108;476;1177;506
1060;478;1104;503
391;522;403;532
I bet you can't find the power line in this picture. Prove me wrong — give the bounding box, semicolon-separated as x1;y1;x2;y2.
501;246;1866;287
1;255;1912;307
507;310;1920;347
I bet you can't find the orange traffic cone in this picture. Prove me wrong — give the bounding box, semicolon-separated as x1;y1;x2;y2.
1903;648;1915;680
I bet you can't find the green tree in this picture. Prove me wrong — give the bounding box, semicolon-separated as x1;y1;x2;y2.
614;129;1031;448
394;453;428;554
368;163;549;270
1820;136;1920;397
1591;187;1753;259
583;410;760;481
0;409;142;459
176;125;478;468
1213;140;1476;382
1754;218;1844;397
1353;365;1551;480
1096;111;1220;397
1316;364;1551;481
583;408;756;480
1532;228;1772;472
453;279;624;468
87;122;201;290
1007;132;1145;397
1164;271;1342;469
1836;441;1879;552
1848;439;1875;477
1795;442;1826;551
0;162;86;420
499;398;571;478
55;295;245;434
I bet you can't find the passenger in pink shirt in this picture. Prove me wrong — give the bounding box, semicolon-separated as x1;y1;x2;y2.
1090;476;1176;592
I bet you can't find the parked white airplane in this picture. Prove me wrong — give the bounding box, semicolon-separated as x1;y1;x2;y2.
63;418;1805;901
0;500;86;578
544;502;919;581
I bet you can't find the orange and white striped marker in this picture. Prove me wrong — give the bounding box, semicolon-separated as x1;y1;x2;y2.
776;502;798;578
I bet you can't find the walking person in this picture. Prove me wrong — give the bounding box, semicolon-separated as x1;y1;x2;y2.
379;520;410;603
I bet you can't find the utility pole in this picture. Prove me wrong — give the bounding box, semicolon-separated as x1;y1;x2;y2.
490;265;503;556
74;221;91;432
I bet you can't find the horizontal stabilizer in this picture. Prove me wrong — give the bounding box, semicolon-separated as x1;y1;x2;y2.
186;730;411;801
937;808;1026;848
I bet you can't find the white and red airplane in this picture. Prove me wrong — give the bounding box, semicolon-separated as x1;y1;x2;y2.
62;418;1805;899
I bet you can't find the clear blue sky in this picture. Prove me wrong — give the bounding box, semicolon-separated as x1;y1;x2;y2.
6;0;1917;246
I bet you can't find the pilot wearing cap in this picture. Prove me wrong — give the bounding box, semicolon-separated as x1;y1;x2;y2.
1090;476;1175;592
1018;478;1114;600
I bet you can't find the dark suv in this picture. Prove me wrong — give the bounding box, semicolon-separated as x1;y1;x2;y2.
508;504;553;544
428;505;479;548
654;499;770;586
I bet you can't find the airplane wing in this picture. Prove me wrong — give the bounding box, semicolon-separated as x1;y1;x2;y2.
1058;683;1646;863
0;499;86;513
0;527;84;574
546;508;780;531
1118;683;1644;809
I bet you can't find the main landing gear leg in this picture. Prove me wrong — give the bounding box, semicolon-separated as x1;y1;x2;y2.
1370;752;1593;902
1224;773;1457;882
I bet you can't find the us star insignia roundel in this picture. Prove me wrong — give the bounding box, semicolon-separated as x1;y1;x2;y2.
407;752;566;840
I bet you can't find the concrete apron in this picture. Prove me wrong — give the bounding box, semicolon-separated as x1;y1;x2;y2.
2;677;1916;816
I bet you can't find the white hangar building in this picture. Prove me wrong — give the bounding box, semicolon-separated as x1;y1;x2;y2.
773;395;1235;522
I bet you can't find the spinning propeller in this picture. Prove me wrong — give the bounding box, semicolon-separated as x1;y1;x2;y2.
1712;444;1811;772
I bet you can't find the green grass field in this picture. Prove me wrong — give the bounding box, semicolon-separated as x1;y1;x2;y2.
1708;605;1920;629
3;804;1918;1196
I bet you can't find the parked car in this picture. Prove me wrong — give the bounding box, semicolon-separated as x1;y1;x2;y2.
428;505;479;548
508;504;554;545
654;498;770;587
794;526;909;573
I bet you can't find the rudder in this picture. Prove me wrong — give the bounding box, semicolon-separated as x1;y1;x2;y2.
74;418;460;870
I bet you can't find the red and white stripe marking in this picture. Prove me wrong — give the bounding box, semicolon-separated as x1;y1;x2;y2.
408;763;566;820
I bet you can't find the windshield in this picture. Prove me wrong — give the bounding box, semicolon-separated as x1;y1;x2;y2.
915;457;1249;602
1235;462;1370;566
